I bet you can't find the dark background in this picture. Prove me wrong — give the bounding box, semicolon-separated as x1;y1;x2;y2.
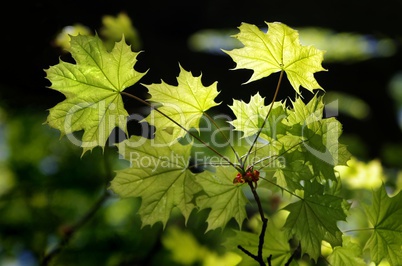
1;0;402;162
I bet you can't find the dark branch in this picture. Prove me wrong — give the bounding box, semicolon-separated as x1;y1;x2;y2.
236;181;270;266
40;190;111;266
237;245;258;261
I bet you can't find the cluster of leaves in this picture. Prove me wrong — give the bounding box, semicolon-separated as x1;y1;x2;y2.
45;21;402;265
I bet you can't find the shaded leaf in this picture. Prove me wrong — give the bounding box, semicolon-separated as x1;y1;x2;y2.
364;184;402;265
327;236;366;266
282;180;348;261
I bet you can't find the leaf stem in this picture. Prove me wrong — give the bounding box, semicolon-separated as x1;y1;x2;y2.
242;70;284;168
203;112;241;163
343;228;374;233
234;69;288;264
260;176;302;200
252;139;307;171
121;91;240;170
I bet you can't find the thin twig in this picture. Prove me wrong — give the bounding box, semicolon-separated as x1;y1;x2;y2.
41;190;111;266
203;112;241;163
285;243;301;266
234;70;285;265
248;182;269;264
237;181;269;266
267;254;273;266
41;148;115;265
237;245;258;261
243;70;284;168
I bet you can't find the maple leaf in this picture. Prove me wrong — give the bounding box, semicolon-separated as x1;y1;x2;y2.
144;65;220;143
224;22;326;94
246;94;350;191
276;95;350;186
363;184;402;265
195;166;248;231
327;236;366;266
110;135;203;228
282;180;348;261
45;34;146;154
228;92;287;139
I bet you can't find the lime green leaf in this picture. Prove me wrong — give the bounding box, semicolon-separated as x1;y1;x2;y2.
363;184;402;265
144;65;220;143
285;93;325;127
110;135;203;228
162;226;206;264
327;236;366;266
282;180;348;261
336;157;386;190
196;166;248;231
45;34;146;154
163;226;242;266
228;92;287;139
224;22;326;94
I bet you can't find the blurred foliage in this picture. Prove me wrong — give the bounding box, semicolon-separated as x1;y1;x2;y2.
388;71;402;131
0;108;240;265
100;12;142;51
53;12;141;52
54;24;92;51
161;226;242;266
188;27;397;63
324;91;371;120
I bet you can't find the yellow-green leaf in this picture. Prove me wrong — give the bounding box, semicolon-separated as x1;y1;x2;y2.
196;166;248;231
110;135;203;228
144;65;220;143
45;34;146;154
228;92;287;139
224;22;326;94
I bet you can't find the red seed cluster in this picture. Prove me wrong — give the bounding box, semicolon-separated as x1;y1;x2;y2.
233;168;260;185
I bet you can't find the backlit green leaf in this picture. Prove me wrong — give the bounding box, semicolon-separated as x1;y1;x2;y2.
110;135;203;228
45;34;146;154
228;92;287;140
224;22;326;94
144;65;220;143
